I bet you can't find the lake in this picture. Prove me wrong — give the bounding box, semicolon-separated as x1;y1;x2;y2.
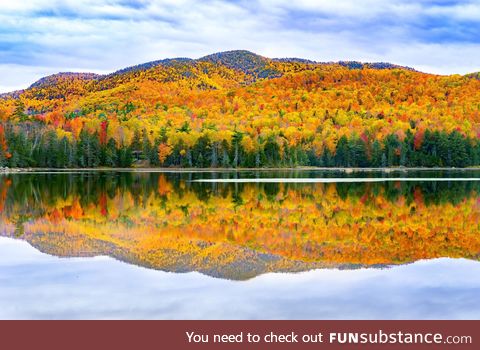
0;169;480;319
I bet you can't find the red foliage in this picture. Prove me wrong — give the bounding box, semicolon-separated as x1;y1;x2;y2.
414;130;424;150
99;121;108;145
360;132;369;144
0;125;11;159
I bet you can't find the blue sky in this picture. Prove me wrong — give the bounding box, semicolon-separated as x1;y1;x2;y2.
1;0;480;92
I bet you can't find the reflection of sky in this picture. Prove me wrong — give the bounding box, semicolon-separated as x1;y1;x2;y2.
0;237;479;320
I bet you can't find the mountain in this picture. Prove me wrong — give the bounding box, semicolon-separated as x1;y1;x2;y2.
1;51;421;102
4;50;418;98
0;50;480;169
29;72;100;89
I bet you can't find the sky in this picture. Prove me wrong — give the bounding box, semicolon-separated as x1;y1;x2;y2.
1;0;480;92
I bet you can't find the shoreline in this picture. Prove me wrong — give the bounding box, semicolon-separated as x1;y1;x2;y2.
1;166;480;174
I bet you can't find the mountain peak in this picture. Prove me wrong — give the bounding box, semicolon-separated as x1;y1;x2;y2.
199;49;261;59
198;50;281;79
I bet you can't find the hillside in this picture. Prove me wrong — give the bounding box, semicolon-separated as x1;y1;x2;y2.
1;50;480;168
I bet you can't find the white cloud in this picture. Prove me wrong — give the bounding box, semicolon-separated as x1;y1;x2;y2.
427;2;480;21
0;0;479;92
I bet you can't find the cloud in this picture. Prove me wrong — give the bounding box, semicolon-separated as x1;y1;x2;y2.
0;0;480;92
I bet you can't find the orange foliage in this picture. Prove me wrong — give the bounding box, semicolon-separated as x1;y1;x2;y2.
1;53;480;156
157;143;172;165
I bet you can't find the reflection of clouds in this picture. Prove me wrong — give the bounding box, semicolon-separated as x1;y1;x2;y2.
0;237;479;320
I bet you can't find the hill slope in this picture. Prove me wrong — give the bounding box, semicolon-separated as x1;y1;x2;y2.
0;50;479;168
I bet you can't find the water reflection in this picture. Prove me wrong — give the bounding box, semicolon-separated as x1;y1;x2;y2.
1;238;479;319
1;171;480;280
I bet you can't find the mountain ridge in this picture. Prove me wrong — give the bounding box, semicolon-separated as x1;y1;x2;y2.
1;50;426;97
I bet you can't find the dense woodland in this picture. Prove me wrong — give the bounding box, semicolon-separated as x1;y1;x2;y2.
1;50;480;168
2;123;478;168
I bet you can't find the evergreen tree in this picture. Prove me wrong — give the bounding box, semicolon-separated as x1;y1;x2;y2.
141;129;152;163
232;129;243;167
384;134;399;166
371;140;382;167
264;137;280;166
221;140;230;167
105;138;119;167
118;143;133;167
449;131;469;167
335;136;349;166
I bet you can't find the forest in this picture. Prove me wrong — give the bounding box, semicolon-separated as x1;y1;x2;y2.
1;50;480;168
2;122;478;168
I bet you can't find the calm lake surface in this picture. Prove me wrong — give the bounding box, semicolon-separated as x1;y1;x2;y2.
0;169;479;319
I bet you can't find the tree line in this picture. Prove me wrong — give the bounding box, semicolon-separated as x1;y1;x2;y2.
1;122;479;168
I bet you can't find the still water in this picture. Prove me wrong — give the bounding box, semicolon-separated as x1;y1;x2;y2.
0;170;479;319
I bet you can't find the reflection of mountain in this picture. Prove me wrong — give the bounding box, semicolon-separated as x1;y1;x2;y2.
1;171;480;280
18;231;345;280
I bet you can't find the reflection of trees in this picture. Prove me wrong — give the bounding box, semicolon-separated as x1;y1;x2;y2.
13;215;30;238
264;183;280;201
2;173;480;220
1;172;480;275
